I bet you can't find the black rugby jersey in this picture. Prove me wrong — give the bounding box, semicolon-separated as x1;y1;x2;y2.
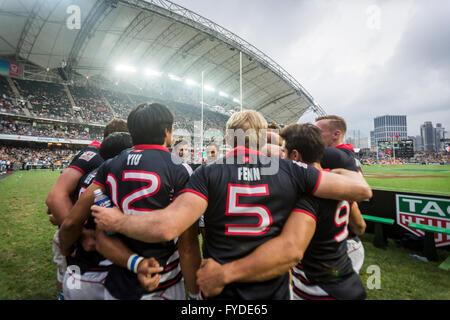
291;193;366;300
92;144;191;300
321;147;359;172
336;144;362;173
321;146;363;239
181;146;321;300
68;140;104;176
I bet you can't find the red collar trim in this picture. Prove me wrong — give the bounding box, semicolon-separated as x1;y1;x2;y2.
336;144;354;151
132;145;169;152
89;140;101;148
225;146;265;157
321;168;330;172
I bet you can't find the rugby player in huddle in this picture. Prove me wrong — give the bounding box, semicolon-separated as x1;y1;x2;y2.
187;124;367;300
62;132;133;299
46;119;128;299
315;115;367;273
92;109;371;300
59;103;200;300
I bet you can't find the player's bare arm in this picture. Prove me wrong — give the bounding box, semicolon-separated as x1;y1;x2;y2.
313;169;372;201
349;202;366;236
92;192;208;243
177;223;202;296
45;167;83;226
59;183;98;255
95;228;163;292
196;210;316;297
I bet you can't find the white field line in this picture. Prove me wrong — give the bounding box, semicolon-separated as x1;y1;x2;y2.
371;185;450;196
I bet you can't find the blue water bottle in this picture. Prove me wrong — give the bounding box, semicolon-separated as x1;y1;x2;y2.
93;189;115;235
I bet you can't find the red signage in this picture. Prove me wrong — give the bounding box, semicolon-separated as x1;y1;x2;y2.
9;61;19;77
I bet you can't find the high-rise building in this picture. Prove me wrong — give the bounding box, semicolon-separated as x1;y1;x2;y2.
435;123;445;151
415;135;423;151
370;131;375;150
420;121;435;151
373;115;407;146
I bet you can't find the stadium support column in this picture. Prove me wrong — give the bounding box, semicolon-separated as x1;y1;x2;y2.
240;51;243;112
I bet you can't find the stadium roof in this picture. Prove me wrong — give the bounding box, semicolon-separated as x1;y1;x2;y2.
0;0;325;124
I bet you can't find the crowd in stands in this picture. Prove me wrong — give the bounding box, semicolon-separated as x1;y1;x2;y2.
410;151;449;164
0;146;76;171
14;78;73;120
0;119;103;141
101;89;229;132
0;75;229;143
70;85;114;124
0;76;24;115
359;150;450;165
102;89;133;120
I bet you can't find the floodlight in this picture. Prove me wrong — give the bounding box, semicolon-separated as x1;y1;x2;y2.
233;98;240;103
115;64;136;73
219;91;229;98
204;85;215;92
145;68;162;77
169;74;182;81
185;78;199;86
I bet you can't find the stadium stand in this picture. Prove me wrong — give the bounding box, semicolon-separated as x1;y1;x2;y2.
0;75;229;141
0;118;103;141
69;85;113;124
0;76;24;115
0;145;75;171
13;78;72;121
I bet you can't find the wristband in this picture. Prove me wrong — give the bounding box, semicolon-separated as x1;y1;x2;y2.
188;292;198;300
127;254;144;274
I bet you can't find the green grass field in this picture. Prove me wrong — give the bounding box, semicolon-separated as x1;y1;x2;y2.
0;169;449;300
362;164;450;196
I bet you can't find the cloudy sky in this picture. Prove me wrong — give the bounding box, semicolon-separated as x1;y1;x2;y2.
173;0;450;138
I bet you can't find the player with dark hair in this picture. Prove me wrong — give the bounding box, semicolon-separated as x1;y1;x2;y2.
315;115;366;273
62;132;133;300
102;118;129;140
91;110;371;300
59;103;201;300
194;123;366;300
46;118;127;299
99;132;132;161
281;123;366;299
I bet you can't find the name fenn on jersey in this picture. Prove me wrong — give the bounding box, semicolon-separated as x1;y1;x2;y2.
238;167;261;181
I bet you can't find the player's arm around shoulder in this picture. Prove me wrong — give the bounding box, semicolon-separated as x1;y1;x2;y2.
45;167;83;226
59;183;98;256
314;169;372;202
93;191;207;243
197;205;317;298
178;222;201;297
